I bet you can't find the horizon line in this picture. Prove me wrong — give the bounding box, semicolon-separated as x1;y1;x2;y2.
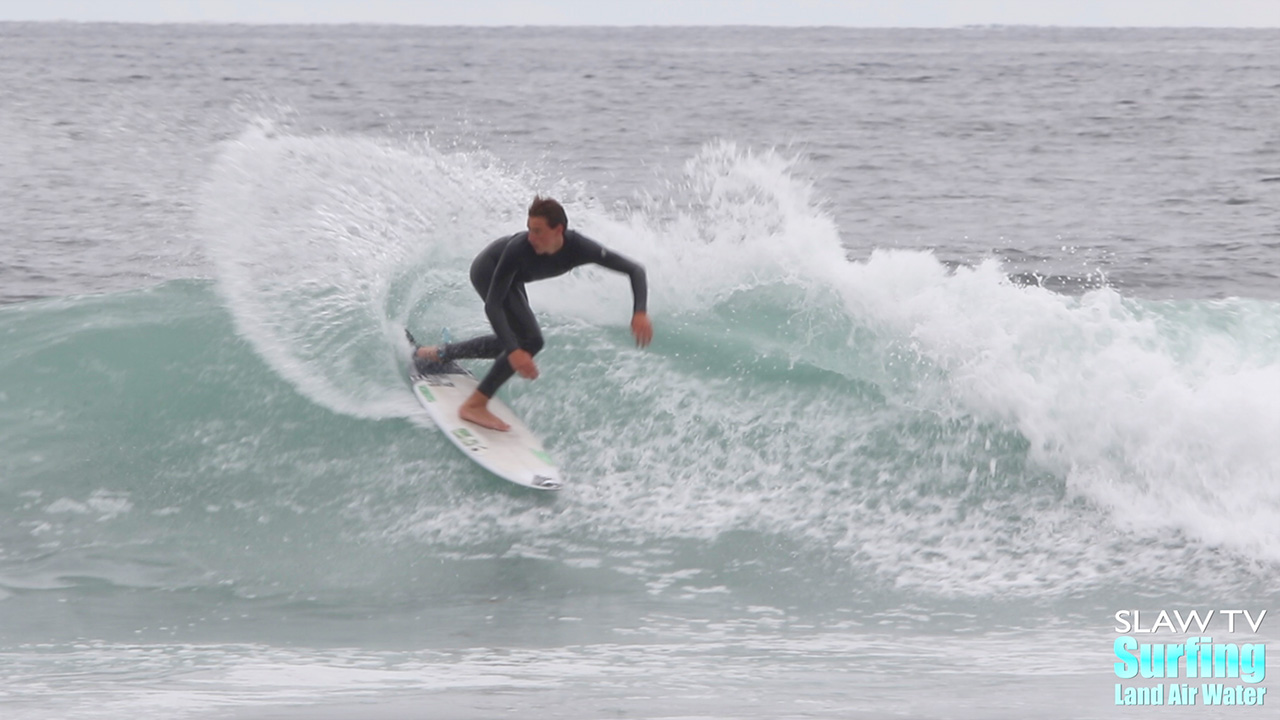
3;19;1279;29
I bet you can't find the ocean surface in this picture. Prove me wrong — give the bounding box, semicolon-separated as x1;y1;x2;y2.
2;23;1279;719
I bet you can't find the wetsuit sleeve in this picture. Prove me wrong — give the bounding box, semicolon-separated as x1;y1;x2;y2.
484;244;523;353
581;236;648;314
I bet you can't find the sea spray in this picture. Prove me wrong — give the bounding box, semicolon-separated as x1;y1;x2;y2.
198;121;536;420
190;126;1280;597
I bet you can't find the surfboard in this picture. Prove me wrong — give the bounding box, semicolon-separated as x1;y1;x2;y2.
405;330;563;491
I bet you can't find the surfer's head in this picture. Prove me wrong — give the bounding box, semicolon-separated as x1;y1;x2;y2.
528;196;567;231
527;196;567;255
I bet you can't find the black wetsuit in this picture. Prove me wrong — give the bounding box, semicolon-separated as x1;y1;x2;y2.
440;229;647;397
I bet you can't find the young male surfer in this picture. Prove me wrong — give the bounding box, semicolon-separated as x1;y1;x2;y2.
415;197;652;432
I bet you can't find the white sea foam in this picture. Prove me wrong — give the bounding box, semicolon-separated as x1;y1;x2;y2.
201;125;1280;601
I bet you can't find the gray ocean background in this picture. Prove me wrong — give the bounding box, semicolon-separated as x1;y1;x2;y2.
2;23;1280;719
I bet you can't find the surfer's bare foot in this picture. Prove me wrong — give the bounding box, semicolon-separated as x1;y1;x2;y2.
460;392;510;432
415;346;440;361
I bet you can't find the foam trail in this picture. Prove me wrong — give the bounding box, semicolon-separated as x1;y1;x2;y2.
194;127;1280;593
532;139;1280;569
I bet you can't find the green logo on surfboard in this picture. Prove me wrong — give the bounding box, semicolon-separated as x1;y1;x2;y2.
416;384;436;403
452;427;485;452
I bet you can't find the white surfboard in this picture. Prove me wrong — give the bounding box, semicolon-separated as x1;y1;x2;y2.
406;330;562;491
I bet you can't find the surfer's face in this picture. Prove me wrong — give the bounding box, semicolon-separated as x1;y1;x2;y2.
527;216;565;255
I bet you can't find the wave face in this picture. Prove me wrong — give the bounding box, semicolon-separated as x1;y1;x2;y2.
3;130;1278;655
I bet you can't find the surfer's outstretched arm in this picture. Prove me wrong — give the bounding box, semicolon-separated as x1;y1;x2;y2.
631;312;652;347
580;236;653;347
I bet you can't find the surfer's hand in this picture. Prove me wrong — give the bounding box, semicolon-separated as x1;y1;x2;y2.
509;349;539;379
631;312;653;348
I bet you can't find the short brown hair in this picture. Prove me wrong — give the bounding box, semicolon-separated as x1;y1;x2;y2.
528;196;567;230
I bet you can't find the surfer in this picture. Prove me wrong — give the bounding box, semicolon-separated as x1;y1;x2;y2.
416;197;652;431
